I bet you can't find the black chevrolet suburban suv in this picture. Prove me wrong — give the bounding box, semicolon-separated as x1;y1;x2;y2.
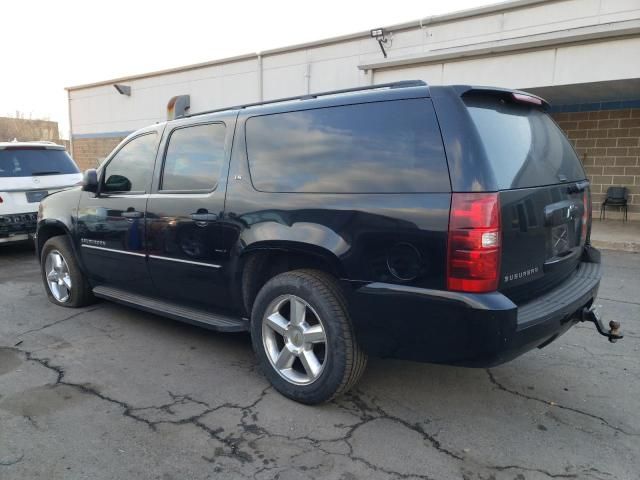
36;81;621;404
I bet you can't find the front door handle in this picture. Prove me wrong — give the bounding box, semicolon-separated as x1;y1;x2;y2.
190;212;218;222
122;210;143;219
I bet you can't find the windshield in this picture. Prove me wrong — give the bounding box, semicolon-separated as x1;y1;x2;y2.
464;95;586;189
0;148;80;177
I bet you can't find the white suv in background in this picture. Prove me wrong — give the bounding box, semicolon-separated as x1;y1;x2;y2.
0;141;82;245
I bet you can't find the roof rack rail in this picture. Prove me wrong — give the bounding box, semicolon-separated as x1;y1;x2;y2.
181;80;427;119
5;140;58;145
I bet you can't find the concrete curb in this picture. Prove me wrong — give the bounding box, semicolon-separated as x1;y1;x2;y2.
590;220;640;253
591;239;640;253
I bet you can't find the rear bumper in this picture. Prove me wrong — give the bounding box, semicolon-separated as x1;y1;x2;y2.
0;212;37;244
348;256;601;367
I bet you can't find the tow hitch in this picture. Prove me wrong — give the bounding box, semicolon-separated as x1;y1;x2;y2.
581;307;623;343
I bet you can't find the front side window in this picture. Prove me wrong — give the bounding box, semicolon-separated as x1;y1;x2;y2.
161;123;226;191
102;133;158;193
245;99;449;193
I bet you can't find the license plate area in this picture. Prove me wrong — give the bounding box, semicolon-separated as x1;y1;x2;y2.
551;223;572;257
26;190;48;203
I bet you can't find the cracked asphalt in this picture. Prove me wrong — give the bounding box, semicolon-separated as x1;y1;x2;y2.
1;243;639;480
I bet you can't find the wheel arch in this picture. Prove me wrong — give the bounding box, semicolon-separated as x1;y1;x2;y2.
36;220;77;264
235;241;346;317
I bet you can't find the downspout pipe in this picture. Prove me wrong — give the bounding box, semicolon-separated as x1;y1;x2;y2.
305;63;311;94
67;89;74;158
257;53;263;102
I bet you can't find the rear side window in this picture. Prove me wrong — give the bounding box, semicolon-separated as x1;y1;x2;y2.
0;148;79;177
161;123;226;191
463;95;585;189
245;99;449;193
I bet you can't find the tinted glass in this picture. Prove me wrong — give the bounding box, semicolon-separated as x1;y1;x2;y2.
103;133;158;193
246;99;449;193
464;95;585;189
162;123;226;191
0;148;79;177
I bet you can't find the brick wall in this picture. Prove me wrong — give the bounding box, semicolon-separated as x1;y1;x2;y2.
553;109;640;221
71;137;125;171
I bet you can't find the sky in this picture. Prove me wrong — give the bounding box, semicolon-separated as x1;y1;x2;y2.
1;0;499;138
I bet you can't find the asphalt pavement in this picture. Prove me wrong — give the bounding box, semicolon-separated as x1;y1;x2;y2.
1;243;638;480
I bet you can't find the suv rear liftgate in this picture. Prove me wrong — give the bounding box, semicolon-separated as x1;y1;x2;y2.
459;89;623;347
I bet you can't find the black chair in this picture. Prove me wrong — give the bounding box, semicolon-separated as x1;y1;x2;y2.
600;186;629;222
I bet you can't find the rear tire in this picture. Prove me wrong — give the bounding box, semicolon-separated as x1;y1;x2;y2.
41;236;94;308
251;269;367;404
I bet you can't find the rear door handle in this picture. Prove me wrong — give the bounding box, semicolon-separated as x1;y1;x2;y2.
543;200;581;225
190;212;218;222
122;210;143;219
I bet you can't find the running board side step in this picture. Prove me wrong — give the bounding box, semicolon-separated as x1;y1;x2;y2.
92;285;249;332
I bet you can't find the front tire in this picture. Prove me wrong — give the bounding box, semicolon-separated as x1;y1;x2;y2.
251;269;367;404
41;236;94;308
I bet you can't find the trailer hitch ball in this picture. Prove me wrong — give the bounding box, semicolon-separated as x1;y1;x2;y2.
581;307;623;343
609;321;621;342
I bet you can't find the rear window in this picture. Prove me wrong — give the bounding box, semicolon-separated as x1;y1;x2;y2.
0;148;79;178
245;99;450;193
464;95;585;189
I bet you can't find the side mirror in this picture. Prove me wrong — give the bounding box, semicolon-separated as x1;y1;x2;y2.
82;169;99;193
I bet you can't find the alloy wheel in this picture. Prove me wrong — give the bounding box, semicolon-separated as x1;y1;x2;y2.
45;250;72;302
262;294;327;385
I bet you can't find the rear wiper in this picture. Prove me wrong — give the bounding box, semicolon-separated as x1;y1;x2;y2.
567;180;590;194
31;171;61;176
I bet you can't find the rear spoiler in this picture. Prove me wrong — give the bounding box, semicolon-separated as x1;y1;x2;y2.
453;85;550;110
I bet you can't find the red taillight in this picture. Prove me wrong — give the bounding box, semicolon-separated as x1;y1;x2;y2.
581;188;591;243
0;195;3;203
447;192;501;293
